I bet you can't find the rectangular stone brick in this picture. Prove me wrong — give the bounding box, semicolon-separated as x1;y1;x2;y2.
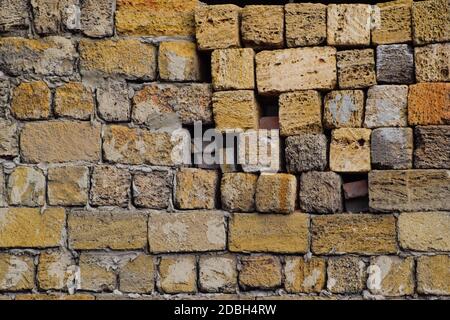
0;0;29;32
38;250;75;291
78;253;117;292
0;208;65;248
417;255;450;295
337;49;376;89
256;173;296;214
80;0;114;38
229;213;309;253
414;126;450;169
119;254;154;294
239;256;282;290
327;4;371;46
199;255;237;293
90;166;131;207
54;82;94;120
148;211;226;253
323;90;364;129
0;253;34;291
0;78;9;117
412;0;450;45
372;0;412;45
20;121;101;163
369;170;450;212
11;81;51;120
158;41;200;82
212;49;254;90
398;212;450;251
285;257;326;293
79;39;156;80
175;168;218;210
408;83;450;125
97;80;130;122
0;120;18;158
415;43;450;82
7;166;45;206
116;0;198;36
159;256;197;294
221;173;257;212
285;3;326;47
327;256;366;294
371;128;413;169
133;171;172;209
256;47;336;95
376;44;414;84
31;0;77;35
68;211;148;250
311;214;397;254
330;128;371;172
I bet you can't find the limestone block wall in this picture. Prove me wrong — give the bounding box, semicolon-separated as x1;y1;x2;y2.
0;0;449;300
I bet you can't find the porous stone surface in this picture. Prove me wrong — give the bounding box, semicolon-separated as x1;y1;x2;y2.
175;168;218;210
0;253;34;291
211;48;254;90
221;173;257;212
416;255;450;295
7;166;45;206
414;43;450;82
412;0;450;45
285;3;327;47
284;257;326;293
199;255;237;293
371;127;413;169
54;82;93;120
11;81;51;120
323;90;364;129
90;166;131;207
414;126;450;169
159;256;197;294
0;0;30;33
285;134;327;173
337;49;376;89
37;250;75;291
327;256;367;294
48;166;89;206
132;171;172;209
376;45;414;84
159;41;201;82
239;256;282;290
97;80;130;122
408;83;450;125
255;173;297;214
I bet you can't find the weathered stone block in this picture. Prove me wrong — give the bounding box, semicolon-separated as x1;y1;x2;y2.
212;49;254;90
412;0;450;45
11;81;51;120
241;5;284;49
0;208;65;248
221;173;257;212
284;257;326;293
97;80;130;122
229;213;309;253
31;0;68;35
213;91;260;132
417;255;450;295
55;82;93;120
7;166;45;206
159;256;197;294
279;91;322;136
367;256;414;297
376;45;414;84
195;4;241;50
68;210;147;250
371;128;413;169
323;90;364;129
38;250;75;291
80;0;114;37
256;47;337;94
285;134;327;173
0;0;29;32
327;4;371;46
285;3;326;47
159;41;200;82
20;121;101;163
0;79;9;117
0;120;18;158
398;212;450;251
337;49;376;89
175;168;218;210
132;170;172;209
368;170;450;212
311;214;397;254
330;128;371;172
414;126;450;169
239;256;282;290
408;83;450;125
199;255;237;293
79;39;156;80
48;166;89;206
90;166;130;207
79;253;116;292
327;257;366;294
0;253;34;291
299;171;343;214
256;173;296;214
415;43;450;82
119;254;154;294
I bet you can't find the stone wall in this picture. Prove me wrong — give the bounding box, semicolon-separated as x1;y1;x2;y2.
0;0;449;300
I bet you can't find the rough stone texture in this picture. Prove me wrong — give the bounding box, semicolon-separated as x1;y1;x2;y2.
199;255;237;293
364;85;408;128
159;256;196;294
323;90;364;129
0;79;9;117
37;250;75;291
279;91;322;136
415;43;450;82
0;253;34;291
68;211;147;250
7;166;45;206
175;168;218;210
11;81;51;120
256;47;337;94
159;41;200;82
119;254;154;294
213;91;260;132
327;257;366;294
30;0;79;35
285;3;326;47
368;170;450;212
241;5;284;49
148;211;226;253
48;166;89;206
221;173;257;212
0;37;76;76
133;83;212;126
0;170;5;207
97;80;130;122
408;83;450;125
90;166;130;207
80;0;114;38
417;255;450;295
239;256;282;290
79;39;156;80
367;256;414;297
412;0;450;45
414;126;450;169
0;120;18;158
229;213;309;253
54;82;93;120
284;257;326;293
285;134;327;173
376;45;414;84
299;171;343;214
133;171;172;209
0;0;29;32
337;49;376;89
330;128;371;173
255;173;296;214
0;208;65;248
398;212;450;251
116;0;198;36
327;4;371;46
195;4;241;50
211;49;254;90
371;0;413;45
311;214;397;254
78;253;116;292
371;128;413;169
